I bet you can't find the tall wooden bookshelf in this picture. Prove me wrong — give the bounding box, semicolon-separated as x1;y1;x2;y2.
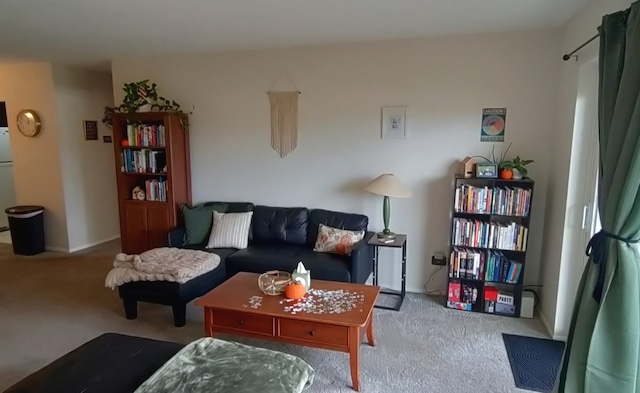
111;112;192;254
446;175;534;318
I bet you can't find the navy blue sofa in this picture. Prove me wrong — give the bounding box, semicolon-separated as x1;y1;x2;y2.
117;202;374;326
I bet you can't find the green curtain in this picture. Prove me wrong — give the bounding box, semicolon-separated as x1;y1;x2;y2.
558;2;640;392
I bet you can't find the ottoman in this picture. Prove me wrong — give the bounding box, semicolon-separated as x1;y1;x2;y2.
3;333;183;393
118;249;232;327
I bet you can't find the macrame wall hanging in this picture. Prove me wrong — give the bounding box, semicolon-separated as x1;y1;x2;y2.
268;73;300;158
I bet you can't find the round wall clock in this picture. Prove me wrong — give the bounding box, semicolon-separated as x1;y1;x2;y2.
16;109;42;137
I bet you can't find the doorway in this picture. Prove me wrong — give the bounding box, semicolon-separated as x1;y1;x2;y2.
0;101;17;243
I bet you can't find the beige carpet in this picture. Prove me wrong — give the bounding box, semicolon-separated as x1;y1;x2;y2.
0;240;547;392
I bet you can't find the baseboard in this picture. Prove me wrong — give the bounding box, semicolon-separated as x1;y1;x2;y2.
45;245;69;253
68;235;120;253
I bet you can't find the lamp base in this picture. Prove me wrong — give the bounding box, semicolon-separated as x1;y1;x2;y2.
377;231;396;240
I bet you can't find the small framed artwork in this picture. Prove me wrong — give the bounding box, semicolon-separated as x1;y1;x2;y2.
476;163;498;178
103;135;112;143
381;107;407;139
83;120;98;141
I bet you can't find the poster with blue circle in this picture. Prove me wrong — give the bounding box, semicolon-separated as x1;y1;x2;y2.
481;108;506;142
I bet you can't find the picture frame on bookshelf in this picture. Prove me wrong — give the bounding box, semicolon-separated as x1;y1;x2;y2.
476;163;498;178
83;120;99;141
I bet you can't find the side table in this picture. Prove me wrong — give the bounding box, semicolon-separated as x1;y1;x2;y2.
368;234;407;311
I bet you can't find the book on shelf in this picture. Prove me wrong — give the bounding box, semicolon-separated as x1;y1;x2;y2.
454;184;531;216
449;248;522;284
144;178;168;202
446;281;482;311
120;149;167;174
451;218;528;251
126;124;165;147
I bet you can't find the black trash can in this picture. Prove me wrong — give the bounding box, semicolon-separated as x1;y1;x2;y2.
5;205;45;256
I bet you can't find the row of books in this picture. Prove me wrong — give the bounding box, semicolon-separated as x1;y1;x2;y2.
447;282;516;315
144;179;168;202
452;218;528;251
485;252;522;283
120;149;167;174
449;249;523;284
447;282;481;311
454;185;531;217
125;124;166;147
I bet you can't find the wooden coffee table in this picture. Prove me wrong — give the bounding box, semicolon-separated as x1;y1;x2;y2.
195;272;380;391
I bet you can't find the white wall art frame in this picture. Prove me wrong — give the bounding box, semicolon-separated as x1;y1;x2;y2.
381;106;407;139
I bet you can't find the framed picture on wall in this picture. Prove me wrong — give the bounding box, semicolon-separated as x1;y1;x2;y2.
381;107;407;139
83;120;99;141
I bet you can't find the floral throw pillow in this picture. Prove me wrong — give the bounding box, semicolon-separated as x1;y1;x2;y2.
313;223;365;256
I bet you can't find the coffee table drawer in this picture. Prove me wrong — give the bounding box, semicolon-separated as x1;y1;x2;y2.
278;319;349;347
213;311;274;336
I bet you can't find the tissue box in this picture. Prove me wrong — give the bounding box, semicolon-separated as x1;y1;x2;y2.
292;270;311;290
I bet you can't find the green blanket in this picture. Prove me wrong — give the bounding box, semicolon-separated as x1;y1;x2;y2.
134;338;315;393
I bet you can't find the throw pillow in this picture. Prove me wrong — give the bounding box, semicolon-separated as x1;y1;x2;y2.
206;211;253;249
181;203;228;245
313;223;365;256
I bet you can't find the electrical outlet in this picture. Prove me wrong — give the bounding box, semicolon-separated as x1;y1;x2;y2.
431;252;447;266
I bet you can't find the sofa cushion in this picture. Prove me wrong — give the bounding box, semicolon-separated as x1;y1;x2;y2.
180;204;223;245
226;244;351;282
206;211;253;249
181;202;252;245
313;223;365;256
200;201;254;213
251;205;309;246
307;209;369;248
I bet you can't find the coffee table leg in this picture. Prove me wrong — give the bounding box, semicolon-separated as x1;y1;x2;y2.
349;327;360;391
204;309;215;337
366;314;375;346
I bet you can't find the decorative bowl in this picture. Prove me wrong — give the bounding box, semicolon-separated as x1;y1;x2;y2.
258;270;292;296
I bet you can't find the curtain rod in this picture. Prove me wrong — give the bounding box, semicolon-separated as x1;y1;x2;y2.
563;33;600;61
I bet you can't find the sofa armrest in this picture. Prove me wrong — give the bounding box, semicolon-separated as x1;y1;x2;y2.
168;227;186;248
349;231;375;284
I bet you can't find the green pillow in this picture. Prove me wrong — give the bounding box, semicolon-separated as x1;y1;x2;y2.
181;203;227;245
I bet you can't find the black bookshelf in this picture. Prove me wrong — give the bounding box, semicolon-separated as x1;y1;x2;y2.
446;175;535;318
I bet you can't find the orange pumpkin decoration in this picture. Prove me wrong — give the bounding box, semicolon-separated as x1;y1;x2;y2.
500;169;513;179
284;278;306;300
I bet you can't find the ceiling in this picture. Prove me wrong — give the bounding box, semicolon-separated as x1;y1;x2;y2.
0;0;588;70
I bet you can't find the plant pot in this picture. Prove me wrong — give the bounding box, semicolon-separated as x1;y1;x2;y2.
137;104;152;113
512;168;523;180
500;169;513;179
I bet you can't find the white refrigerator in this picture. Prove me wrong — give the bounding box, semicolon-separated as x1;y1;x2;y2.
0;126;17;229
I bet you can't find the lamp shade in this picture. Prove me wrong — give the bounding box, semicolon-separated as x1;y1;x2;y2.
362;174;412;198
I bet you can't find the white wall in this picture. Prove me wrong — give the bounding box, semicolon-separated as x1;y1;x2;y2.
52;65;119;252
112;29;561;292
539;0;632;339
0;63;69;250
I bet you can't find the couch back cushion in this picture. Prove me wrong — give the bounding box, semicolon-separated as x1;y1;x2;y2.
307;209;368;248
200;202;254;213
252;205;309;246
181;202;254;245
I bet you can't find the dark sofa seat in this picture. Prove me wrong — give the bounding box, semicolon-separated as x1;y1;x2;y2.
226;244;353;282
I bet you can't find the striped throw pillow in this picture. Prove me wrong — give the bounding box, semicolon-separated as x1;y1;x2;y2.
206;211;253;249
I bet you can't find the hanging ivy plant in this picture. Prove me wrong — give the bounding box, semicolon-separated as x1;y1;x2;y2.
102;79;193;130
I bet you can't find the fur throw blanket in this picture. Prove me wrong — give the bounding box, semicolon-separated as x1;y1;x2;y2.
105;247;220;289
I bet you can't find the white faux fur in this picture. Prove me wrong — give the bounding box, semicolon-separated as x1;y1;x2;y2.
105;247;220;289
